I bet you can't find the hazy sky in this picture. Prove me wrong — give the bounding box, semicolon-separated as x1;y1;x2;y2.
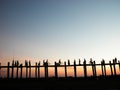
0;0;120;65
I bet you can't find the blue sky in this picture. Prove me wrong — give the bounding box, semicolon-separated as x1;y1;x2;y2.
0;0;120;65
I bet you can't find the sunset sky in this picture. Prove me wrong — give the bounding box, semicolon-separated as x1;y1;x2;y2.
1;0;120;65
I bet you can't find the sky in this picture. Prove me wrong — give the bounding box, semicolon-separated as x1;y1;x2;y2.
0;0;120;65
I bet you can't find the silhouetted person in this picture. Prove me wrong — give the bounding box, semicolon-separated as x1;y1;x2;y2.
114;57;117;63
58;59;62;65
89;58;93;64
55;60;61;66
68;60;70;65
43;60;48;66
79;59;81;65
89;59;96;77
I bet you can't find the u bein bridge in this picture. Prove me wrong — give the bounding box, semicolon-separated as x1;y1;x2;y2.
0;58;120;79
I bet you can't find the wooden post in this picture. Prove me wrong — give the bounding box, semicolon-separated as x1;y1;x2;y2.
0;63;1;78
46;65;48;78
20;64;23;78
64;61;67;78
118;60;120;70
45;65;47;78
113;59;116;75
26;67;28;78
25;60;28;78
38;61;40;78
101;60;106;76
16;65;18;78
109;61;113;76
7;62;10;78
83;59;87;78
29;61;31;78
26;66;28;78
74;60;77;78
35;62;37;78
101;61;104;76
55;62;58;78
43;60;45;78
103;61;106;76
44;60;48;78
11;60;14;78
93;61;97;77
16;61;19;78
90;59;94;76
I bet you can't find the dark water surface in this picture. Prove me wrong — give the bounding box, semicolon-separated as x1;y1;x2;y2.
0;76;120;90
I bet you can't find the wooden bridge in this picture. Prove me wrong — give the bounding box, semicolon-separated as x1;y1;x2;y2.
0;58;120;79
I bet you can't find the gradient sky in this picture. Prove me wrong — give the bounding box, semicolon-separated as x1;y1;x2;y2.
0;0;120;65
